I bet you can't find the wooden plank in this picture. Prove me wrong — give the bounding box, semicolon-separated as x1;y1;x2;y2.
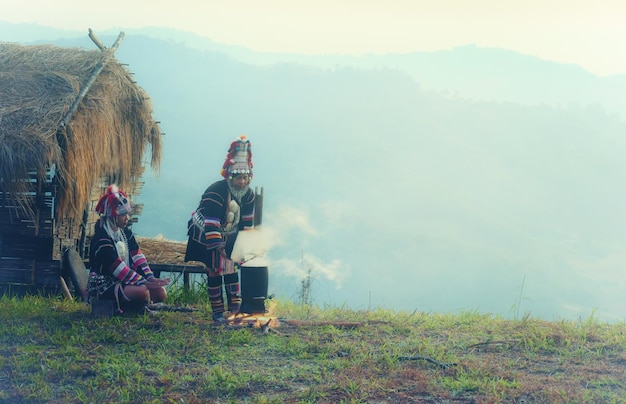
150;263;207;292
0;259;61;287
149;263;206;274
0;235;36;257
0;266;35;285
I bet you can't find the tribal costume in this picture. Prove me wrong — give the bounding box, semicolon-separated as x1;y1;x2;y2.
185;135;255;321
88;185;158;312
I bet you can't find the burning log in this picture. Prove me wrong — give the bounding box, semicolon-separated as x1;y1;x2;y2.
261;318;273;334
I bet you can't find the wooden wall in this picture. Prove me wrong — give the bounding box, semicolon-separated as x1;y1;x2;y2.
0;171;147;293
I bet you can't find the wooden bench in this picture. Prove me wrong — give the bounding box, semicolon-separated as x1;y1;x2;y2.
150;263;207;291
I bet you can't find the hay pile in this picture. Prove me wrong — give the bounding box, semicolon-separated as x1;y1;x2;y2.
0;41;161;219
137;237;189;265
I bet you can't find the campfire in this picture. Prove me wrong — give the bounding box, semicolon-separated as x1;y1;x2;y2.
228;300;280;330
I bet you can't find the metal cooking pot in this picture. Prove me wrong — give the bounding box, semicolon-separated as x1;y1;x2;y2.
239;258;269;314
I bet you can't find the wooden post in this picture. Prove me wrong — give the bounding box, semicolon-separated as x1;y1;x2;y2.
78;207;89;258
254;187;263;227
59;276;72;300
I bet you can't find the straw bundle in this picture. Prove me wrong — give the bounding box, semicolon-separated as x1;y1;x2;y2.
0;41;161;220
137;237;188;265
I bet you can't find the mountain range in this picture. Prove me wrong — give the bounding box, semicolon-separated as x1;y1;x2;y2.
3;22;626;321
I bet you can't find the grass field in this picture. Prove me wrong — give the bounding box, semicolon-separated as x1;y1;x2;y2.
0;289;625;403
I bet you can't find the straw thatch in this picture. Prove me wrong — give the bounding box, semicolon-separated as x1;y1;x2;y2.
0;40;161;220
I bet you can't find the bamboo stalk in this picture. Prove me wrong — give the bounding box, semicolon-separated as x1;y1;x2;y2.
88;28;106;51
58;31;126;129
59;276;72;300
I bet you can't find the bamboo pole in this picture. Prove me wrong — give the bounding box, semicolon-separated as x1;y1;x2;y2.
58;30;126;129
60;276;72;300
88;28;106;51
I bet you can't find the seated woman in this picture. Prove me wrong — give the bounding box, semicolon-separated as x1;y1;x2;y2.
89;184;169;314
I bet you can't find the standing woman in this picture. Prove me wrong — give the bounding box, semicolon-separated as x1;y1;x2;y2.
185;135;256;323
89;184;170;314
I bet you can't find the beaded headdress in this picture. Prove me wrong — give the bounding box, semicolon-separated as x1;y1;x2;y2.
220;135;254;180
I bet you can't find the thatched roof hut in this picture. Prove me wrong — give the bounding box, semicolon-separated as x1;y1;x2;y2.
0;32;162;292
0;34;161;220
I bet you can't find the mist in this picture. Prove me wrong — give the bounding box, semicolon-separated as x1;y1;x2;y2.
4;23;626;322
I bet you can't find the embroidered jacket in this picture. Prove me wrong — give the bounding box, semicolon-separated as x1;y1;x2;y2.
89;223;155;285
185;179;255;267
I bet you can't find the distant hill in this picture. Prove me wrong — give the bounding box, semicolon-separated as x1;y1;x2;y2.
122;27;626;120
3;22;626;322
4;21;624;117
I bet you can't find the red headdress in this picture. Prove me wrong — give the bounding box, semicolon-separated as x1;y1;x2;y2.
95;184;132;218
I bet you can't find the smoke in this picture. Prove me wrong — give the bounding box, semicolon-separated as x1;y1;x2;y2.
230;227;275;264
252;203;351;289
230;203;316;262
272;254;350;289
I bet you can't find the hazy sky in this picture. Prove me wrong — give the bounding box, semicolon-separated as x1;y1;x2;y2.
2;0;625;76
